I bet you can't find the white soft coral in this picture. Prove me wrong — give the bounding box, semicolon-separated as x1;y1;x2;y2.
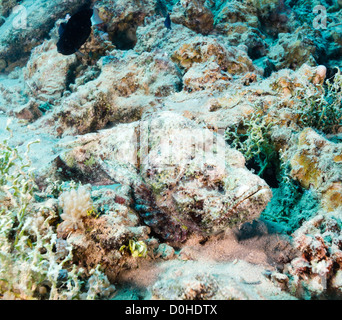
58;185;93;232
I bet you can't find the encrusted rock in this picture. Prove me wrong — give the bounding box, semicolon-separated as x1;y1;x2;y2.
154;243;175;260
51;50;182;136
268;25;327;70
283;214;342;299
24;40;77;103
171;0;214;35
57;186;150;280
287;128;342;212
96;0;157;50
13;98;42;121
182;60;232;92
171;36;255;75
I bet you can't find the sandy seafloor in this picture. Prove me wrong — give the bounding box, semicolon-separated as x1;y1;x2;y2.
0;0;342;301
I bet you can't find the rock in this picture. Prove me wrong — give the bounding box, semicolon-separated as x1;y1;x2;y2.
135;20;263;131
211;0;268;59
287;128;342;212
0;58;7;71
58;186;151;280
212;0;259;29
154;243;175;260
171;36;255;75
331;270;342;295
283;214;342;299
23;40;77;103
254;0;293;37
13;98;42;121
268;24;327;70
171;0;214;35
0;1;20;19
135;15;256;77
51;50;182;136
135;16;197;55
96;0;158;50
182;60;232;92
271;272;289;291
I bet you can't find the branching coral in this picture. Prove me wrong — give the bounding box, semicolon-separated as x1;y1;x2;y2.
58;185;93;232
84;265;116;300
224;110;278;177
293;67;342;134
0;125;115;300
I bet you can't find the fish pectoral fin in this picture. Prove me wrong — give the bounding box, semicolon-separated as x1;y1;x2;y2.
91;8;103;26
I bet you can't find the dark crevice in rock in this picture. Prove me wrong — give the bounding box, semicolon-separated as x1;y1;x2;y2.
65;61;79;92
245;156;280;189
257;2;293;40
110;22;139;50
248;45;267;61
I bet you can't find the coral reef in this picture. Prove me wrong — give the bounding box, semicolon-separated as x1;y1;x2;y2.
282;214;342;299
24;40;77;104
0;0;342;301
286;128;342;212
171;0;214;35
50;50;182;136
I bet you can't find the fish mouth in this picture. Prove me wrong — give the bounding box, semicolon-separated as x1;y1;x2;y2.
232;185;271;210
226;185;272;222
165;180;272;240
203;184;272;233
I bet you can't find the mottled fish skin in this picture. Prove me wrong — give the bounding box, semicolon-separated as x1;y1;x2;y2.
164;13;171;30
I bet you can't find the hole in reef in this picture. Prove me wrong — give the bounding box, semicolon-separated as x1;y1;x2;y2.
325;66;338;84
110;24;138;50
176;79;184;92
247;45;265;60
199;237;209;245
65;61;79;91
245;156;280;188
